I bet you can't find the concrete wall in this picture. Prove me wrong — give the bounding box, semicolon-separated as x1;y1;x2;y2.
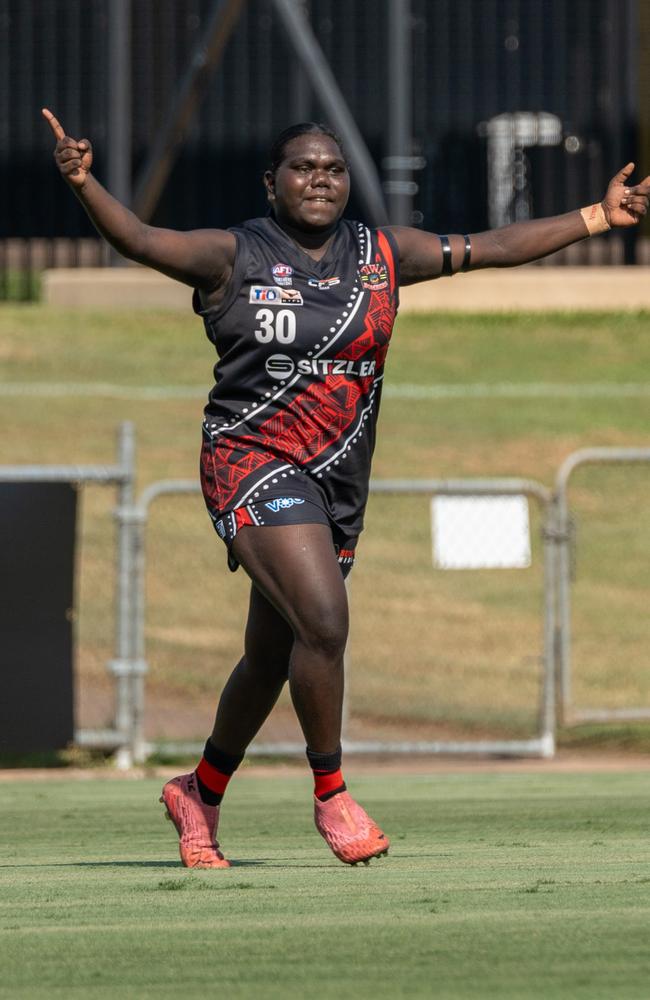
41;266;650;313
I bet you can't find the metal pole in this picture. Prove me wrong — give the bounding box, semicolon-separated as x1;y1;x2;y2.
386;0;413;225
132;0;245;222
270;0;389;227
129;505;149;764
555;488;572;723
289;1;312;122
540;501;557;756
107;0;132;265
111;421;136;768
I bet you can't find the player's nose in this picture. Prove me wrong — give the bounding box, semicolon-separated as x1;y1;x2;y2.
311;167;331;188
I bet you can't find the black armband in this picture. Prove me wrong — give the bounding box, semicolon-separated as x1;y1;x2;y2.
439;235;453;276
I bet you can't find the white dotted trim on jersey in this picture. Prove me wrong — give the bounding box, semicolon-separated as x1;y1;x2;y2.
203;224;373;444
236;461;298;507
311;373;384;475
213;500;269;542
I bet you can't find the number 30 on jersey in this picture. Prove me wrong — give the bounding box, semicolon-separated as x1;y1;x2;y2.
254;308;297;344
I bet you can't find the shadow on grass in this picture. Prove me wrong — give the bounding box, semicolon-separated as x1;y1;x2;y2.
0;852;418;870
0;860;182;869
0;858;332;870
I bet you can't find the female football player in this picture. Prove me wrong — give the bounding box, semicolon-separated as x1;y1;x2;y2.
44;108;649;867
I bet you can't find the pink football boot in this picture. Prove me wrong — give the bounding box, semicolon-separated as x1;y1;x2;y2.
160;772;230;869
314;790;390;865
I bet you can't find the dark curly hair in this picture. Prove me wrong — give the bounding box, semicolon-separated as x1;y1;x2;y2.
267;122;347;174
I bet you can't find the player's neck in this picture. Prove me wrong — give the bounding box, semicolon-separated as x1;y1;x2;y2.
276;220;338;261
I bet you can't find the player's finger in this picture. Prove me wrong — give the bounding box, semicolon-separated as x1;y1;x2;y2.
612;162;635;184
621;194;648;210
60;159;82;176
42;108;65;141
57;145;84;163
55;137;80;153
77;138;92;153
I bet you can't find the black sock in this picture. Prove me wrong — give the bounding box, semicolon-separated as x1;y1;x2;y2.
195;739;245;805
306;745;347;801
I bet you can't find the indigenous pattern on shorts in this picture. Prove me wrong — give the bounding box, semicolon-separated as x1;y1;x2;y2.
196;217;400;539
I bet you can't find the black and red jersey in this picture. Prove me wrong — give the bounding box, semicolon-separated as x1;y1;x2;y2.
195;216;399;540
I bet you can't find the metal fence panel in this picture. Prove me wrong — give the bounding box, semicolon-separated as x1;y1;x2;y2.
555;449;650;724
132;478;555;759
0;424;136;758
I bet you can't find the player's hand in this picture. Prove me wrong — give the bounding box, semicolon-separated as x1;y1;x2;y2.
602;163;650;227
42;108;93;190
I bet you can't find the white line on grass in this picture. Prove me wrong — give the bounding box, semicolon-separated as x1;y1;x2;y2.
0;382;208;400
2;381;650;400
383;382;650;399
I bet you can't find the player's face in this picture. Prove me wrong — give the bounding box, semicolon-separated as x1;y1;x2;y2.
265;134;350;233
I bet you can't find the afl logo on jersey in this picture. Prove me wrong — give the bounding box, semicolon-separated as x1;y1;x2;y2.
250;286;303;305
265;354;296;380
271;263;293;287
358;262;388;291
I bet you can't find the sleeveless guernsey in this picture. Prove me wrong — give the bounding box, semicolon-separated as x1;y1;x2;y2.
195;216;400;541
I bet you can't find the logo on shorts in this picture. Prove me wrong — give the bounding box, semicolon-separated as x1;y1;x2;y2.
265;354;296;379
308;276;340;290
215;519;226;538
250;286;303;305
265;497;306;512
271;263;293;287
358;263;388;291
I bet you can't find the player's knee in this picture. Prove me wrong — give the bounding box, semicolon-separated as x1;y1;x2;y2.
294;600;348;659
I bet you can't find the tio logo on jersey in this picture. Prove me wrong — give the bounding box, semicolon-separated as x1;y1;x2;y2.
250;286;303;305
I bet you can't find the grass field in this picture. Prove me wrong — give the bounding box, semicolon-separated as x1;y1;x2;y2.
2;305;650;743
1;770;649;999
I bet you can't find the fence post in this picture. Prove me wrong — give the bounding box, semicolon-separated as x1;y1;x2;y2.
128;502;149;764
110;422;137;769
539;498;558;754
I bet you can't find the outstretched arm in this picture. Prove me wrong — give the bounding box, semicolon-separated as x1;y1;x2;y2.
390;164;650;285
42;108;235;292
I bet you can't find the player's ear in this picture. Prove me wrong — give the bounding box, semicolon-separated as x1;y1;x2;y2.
263;170;276;202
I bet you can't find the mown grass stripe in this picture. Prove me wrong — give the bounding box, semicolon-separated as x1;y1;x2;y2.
3;381;650;400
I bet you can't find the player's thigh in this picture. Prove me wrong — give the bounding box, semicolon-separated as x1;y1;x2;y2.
232;523;349;653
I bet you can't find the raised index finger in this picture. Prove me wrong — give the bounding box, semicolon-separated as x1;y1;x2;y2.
42;108;65;141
